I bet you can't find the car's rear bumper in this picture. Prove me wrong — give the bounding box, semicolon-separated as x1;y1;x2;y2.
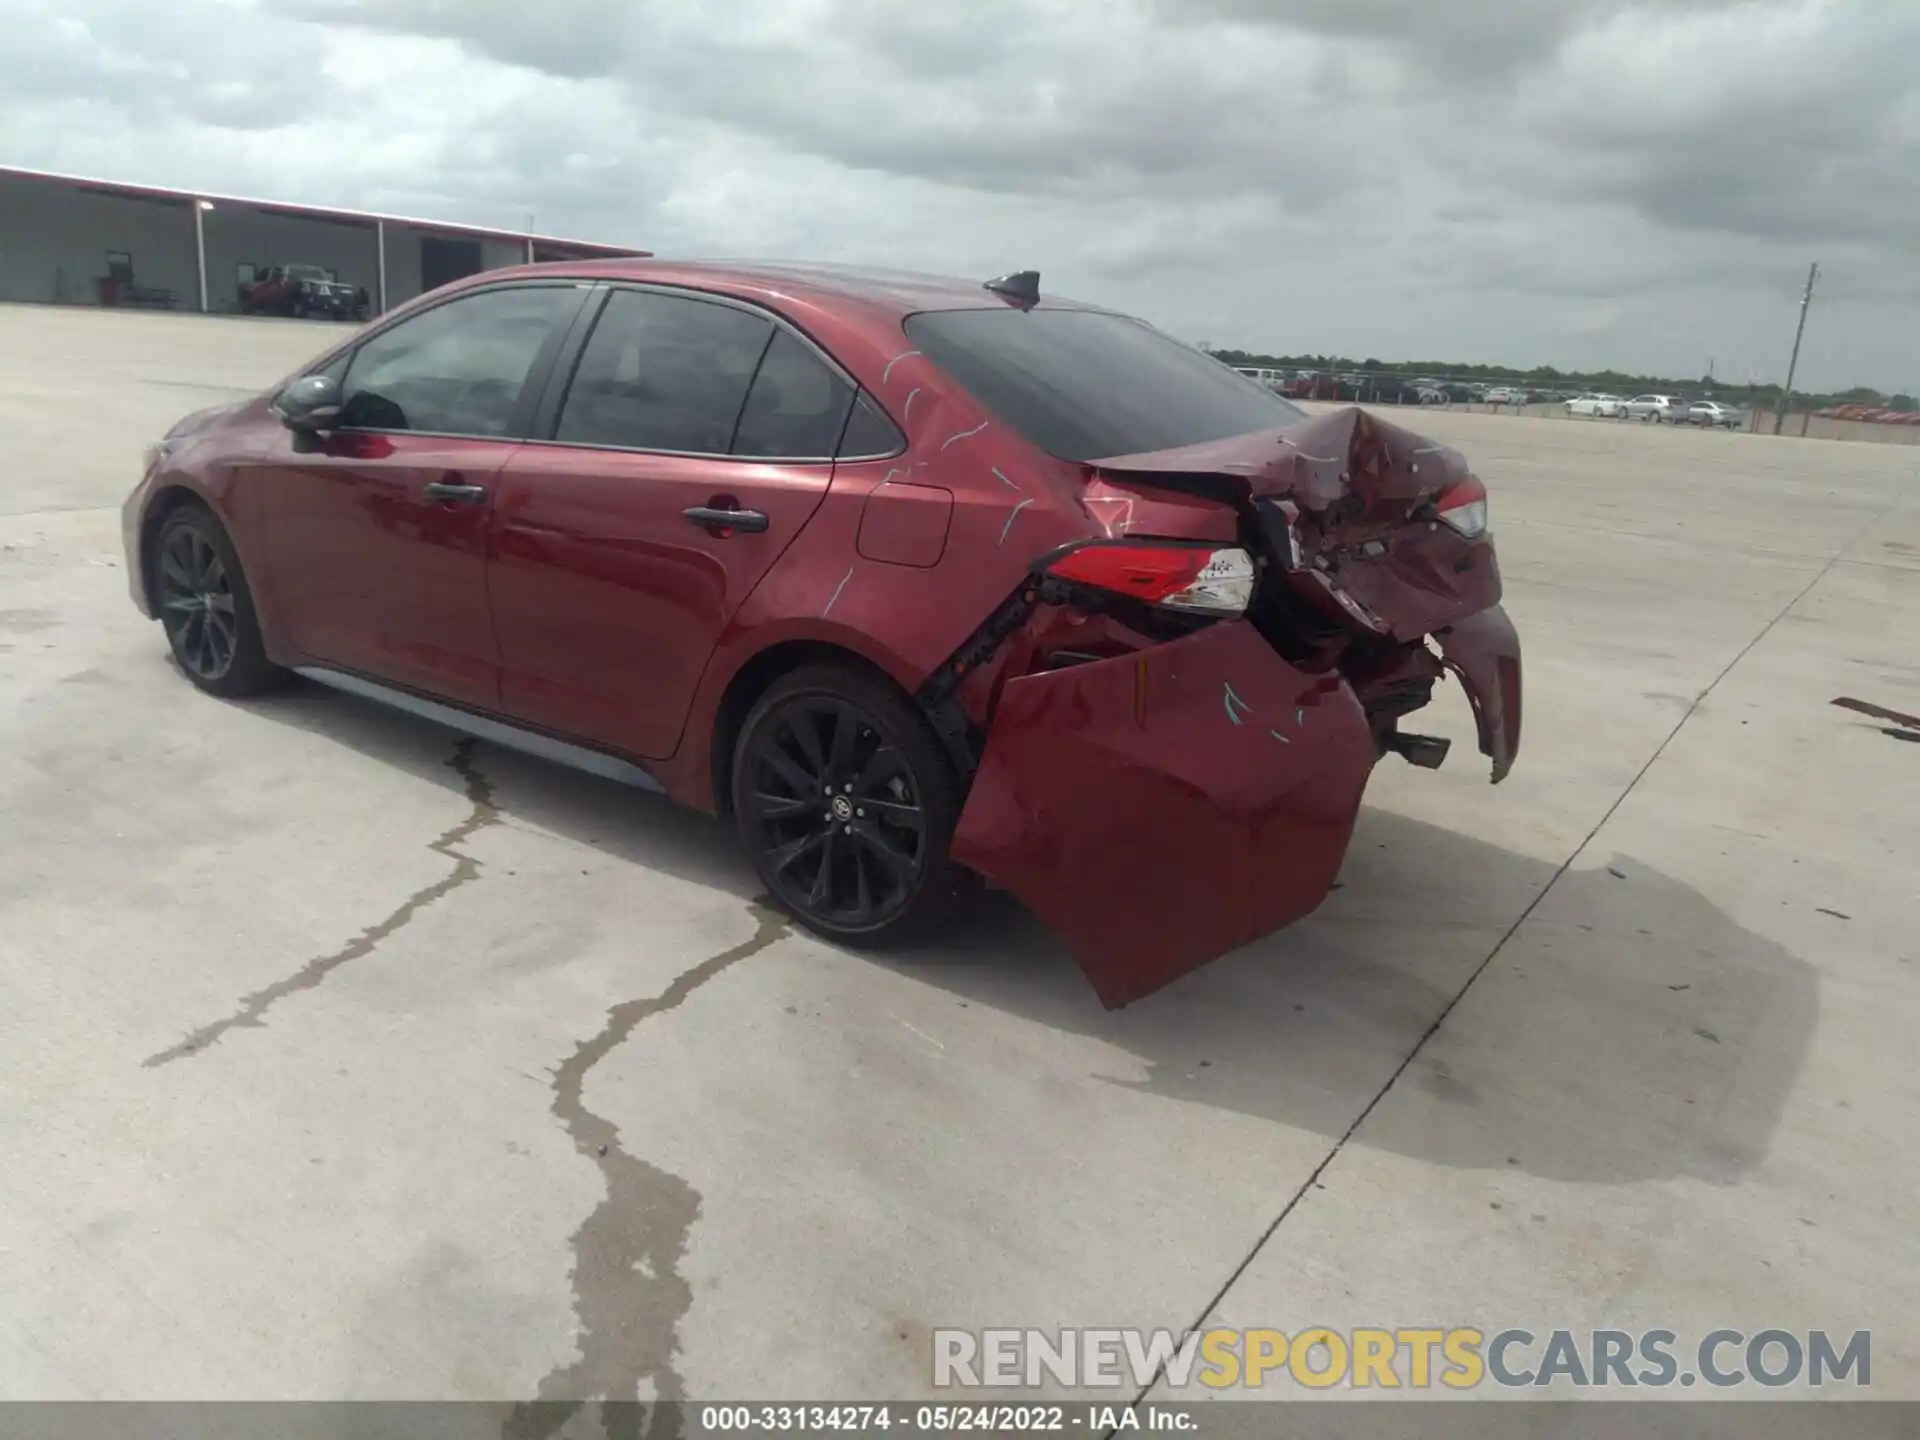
949;600;1524;1006
1435;603;1522;782
950;619;1380;1008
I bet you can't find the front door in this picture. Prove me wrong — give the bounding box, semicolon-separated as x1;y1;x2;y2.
256;282;586;707
489;287;857;759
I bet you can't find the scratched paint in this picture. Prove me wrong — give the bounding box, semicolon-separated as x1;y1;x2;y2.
881;349;921;385
992;467;1023;493
941;420;990;451
821;565;855;617
997;498;1034;547
903;388;922;423
1223;681;1252;726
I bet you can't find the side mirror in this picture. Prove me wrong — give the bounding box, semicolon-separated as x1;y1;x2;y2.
273;374;343;435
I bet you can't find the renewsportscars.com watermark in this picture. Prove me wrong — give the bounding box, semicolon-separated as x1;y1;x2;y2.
934;1327;1872;1392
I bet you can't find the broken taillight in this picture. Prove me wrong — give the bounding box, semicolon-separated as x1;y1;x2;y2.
1043;542;1256;616
1435;476;1489;538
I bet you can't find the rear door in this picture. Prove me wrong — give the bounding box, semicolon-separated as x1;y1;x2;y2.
487;286;869;759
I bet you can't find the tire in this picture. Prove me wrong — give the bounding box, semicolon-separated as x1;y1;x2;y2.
731;663;967;947
151;503;283;698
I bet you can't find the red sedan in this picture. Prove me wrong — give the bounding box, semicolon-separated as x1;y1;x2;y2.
123;260;1521;1007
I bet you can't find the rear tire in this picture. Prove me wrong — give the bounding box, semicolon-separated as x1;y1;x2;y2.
731;664;967;947
152;504;284;698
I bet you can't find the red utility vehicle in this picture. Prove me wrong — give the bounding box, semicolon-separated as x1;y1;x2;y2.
124;261;1521;1006
241;263;365;320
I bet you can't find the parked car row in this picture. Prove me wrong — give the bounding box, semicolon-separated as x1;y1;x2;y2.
1563;393;1747;428
1817;404;1920;426
1233;367;1750;428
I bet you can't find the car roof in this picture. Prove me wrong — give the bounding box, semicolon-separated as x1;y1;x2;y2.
493;258;1111;320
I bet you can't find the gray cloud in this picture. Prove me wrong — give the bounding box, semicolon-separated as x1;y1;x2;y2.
1154;0;1750;81
0;0;1915;390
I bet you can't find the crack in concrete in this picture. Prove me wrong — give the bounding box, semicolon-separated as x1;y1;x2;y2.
143;739;498;1068
506;903;790;1440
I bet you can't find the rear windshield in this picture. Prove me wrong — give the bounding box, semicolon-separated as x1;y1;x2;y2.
903;308;1306;462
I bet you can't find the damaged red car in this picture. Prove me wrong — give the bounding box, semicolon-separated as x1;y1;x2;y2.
123;261;1520;1007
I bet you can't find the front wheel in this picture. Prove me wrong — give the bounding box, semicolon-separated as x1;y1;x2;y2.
731;664;966;947
152;504;283;698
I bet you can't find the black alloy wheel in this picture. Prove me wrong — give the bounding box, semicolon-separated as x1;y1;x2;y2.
158;522;237;682
733;666;963;944
152;506;282;697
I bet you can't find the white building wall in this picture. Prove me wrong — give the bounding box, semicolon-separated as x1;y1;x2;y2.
379;225;535;309
0;174;197;305
201;207;380;313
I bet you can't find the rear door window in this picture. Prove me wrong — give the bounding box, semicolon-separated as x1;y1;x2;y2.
838;391;905;459
554;289;775;454
904;308;1307;462
730;330;857;460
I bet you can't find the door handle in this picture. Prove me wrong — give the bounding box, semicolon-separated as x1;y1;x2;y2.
683;505;770;534
425;480;488;503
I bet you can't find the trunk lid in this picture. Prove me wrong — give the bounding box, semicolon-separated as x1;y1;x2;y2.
1088;406;1501;644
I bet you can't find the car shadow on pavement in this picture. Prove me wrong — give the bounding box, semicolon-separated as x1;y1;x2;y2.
899;808;1819;1190
247;677;1818;1192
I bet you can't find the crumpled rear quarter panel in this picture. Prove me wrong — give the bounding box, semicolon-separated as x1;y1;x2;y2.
951;620;1378;1008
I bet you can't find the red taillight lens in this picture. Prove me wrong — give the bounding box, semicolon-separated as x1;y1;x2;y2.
1435;475;1489;538
1044;543;1256;615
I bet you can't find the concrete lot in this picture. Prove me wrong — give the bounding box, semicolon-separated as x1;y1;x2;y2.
1;304;1916;1407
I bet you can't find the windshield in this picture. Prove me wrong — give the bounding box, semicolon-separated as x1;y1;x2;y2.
287;265;329;282
903;307;1307;463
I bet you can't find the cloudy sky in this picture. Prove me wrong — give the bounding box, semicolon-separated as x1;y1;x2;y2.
3;0;1916;390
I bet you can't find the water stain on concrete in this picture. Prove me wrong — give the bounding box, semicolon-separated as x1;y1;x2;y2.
506;903;789;1440
142;738;498;1067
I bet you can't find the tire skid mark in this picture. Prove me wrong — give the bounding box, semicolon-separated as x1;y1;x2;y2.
506;904;790;1440
142;738;497;1068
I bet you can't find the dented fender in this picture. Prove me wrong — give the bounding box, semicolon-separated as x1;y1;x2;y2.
950;621;1378;1008
1435;604;1523;783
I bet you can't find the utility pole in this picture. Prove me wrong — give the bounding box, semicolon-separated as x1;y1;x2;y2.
1774;262;1819;435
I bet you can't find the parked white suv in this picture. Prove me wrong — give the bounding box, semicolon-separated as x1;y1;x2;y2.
1565;393;1624;418
1623;394;1684;422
